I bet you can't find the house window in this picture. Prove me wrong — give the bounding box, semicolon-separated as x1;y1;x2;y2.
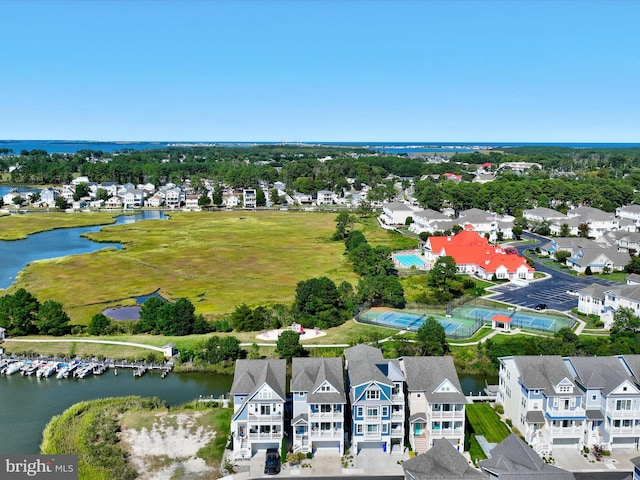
260;405;271;415
366;390;380;400
382;406;389;417
592;395;597;401
366;407;378;417
356;424;363;434
367;424;379;433
320;384;331;392
382;423;389;434
320;404;332;413
616;400;632;410
356;407;363;417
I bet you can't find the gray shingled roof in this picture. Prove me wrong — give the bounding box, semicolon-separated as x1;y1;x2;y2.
402;439;486;479
525;411;545;424
414;209;451;222
523;207;568;220
402;356;466;404
619;355;640;384
479;434;575;480
344;344;393;389
512;356;574;395
230;359;287;400
571;247;630;268
566;356;635;395
291;357;346;404
383;201;413;211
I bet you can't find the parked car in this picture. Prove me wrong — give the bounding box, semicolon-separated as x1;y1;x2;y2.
534;303;547;311
264;448;281;475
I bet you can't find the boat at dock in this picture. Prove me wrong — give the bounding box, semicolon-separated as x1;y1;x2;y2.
4;361;23;375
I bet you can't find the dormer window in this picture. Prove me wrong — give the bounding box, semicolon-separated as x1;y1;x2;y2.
558;386;572;393
320;384;332;392
366;389;380;400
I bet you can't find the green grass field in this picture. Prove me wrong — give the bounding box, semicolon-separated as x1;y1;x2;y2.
466;403;511;443
6;211;362;324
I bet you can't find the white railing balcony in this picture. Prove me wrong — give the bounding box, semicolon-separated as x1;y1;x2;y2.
610;426;640;435
365;414;381;421
309;411;343;420
391;427;403;435
547;406;585;418
430;428;463;436
391;411;404;418
391;393;404;402
363;431;382;439
609;409;640;419
310;429;343;438
247;413;283;422
431;410;465;419
248;432;283;440
548;426;584;436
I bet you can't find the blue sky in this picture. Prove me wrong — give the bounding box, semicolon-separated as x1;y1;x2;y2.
1;0;639;142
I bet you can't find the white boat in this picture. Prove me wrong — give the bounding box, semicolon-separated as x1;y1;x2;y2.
37;362;57;378
21;363;39;376
5;362;24;375
56;366;69;379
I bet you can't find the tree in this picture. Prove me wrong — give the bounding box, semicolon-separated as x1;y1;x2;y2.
256;188;266;207
578;222;590;238
554;250;572;264
559;223;571;237
95;188;109;202
585;265;593;275
136;296;165;333
611;307;640;339
231;304;265;332
55;196;69;210
512;225;523;240
275;330;306;361
0;288;40;335
88;313;111;336
36;300;71;336
626;256;640;274
332;212;355;240
415;317;448;356
12;195;24;206
427;256;457;290
198;193;211;207
160;298;196;336
269;188;280;205
294;276;346;328
212;185;223;206
73;182;89;201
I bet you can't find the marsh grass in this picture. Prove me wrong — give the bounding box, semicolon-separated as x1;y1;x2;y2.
9;211;360;323
0;211;119;240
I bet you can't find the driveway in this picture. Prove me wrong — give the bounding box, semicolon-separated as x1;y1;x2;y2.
489;233;620;312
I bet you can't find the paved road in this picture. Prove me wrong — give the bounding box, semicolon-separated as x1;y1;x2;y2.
489;233;620;312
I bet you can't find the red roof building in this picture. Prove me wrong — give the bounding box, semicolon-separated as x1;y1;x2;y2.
424;231;534;281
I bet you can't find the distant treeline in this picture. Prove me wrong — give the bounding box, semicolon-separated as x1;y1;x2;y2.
4;145;640;213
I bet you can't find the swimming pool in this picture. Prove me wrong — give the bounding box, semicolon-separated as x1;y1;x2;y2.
394;254;427;268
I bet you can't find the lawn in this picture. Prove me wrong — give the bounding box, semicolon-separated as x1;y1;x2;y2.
465;403;511;443
465;403;511;464
8;211;361;324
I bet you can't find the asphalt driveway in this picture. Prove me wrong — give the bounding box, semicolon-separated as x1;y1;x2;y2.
489;233;620;312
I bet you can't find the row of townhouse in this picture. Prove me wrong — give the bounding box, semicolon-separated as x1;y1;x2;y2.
380;202;515;242
577;282;640;329
229;347;466;460
421;231;534;282
540;237;631;275
524;205;639;237
498;354;640;455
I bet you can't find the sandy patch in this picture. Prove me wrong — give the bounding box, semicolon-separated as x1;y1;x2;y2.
255;325;326;341
120;411;218;480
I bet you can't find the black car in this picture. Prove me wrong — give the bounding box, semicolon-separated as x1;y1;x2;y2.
264;448;281;475
534;303;547;311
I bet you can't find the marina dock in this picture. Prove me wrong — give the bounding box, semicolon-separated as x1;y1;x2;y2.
0;355;173;379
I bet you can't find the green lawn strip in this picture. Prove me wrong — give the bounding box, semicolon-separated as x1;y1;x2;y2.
465;403;511;443
448;326;494;345
468;435;488;463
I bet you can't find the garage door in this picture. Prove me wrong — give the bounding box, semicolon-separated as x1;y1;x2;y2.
251;442;279;455
357;441;385;452
312;441;340;451
612;437;636;446
552;438;580;446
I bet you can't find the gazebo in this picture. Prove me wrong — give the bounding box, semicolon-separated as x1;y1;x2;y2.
491;314;512;332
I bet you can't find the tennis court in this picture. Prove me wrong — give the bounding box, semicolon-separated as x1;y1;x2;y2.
358;309;462;335
465;307;565;331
